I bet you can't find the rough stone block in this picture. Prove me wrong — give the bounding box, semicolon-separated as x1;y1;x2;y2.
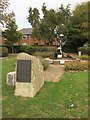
15;53;44;97
6;71;16;86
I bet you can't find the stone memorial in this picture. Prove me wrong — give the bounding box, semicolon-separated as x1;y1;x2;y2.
15;53;44;97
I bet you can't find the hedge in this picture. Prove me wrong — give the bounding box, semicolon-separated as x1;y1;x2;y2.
20;45;56;55
65;61;89;71
33;51;54;58
0;47;9;57
78;46;90;55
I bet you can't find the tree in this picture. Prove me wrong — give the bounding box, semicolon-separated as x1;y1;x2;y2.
0;0;9;25
27;7;40;27
28;3;71;46
0;0;15;27
2;20;22;53
67;1;89;48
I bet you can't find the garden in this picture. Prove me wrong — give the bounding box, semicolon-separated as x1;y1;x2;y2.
1;0;89;118
1;52;89;118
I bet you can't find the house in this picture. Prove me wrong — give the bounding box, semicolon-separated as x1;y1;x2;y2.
17;28;59;46
17;28;46;46
0;27;59;46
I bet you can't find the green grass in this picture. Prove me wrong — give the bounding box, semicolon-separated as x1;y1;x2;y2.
2;55;88;118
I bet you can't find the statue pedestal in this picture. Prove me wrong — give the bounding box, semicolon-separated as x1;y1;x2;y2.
57;54;62;58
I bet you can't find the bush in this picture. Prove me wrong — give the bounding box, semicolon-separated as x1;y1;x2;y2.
62;43;78;53
65;61;89;71
78;46;90;55
20;45;28;52
39;58;50;70
78;55;89;60
14;46;21;53
0;47;9;57
34;51;54;58
20;45;55;55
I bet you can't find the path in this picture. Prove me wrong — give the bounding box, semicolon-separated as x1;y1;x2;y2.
43;64;65;82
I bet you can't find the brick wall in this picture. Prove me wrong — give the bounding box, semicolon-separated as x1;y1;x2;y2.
17;36;59;46
17;36;46;46
0;37;6;46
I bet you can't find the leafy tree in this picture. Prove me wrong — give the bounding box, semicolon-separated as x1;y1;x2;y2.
2;20;22;53
27;7;40;27
28;3;71;46
67;1;89;48
41;3;48;18
32;9;57;45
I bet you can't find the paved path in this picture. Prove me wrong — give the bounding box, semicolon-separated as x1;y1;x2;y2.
43;64;65;82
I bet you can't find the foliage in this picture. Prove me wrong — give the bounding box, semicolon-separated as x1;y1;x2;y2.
20;45;55;55
2;20;22;53
28;1;89;49
39;58;50;70
78;46;90;55
2;55;88;118
78;55;90;60
0;0;9;24
34;51;54;58
65;61;89;71
27;7;40;27
62;43;78;53
67;1;89;48
0;47;9;57
28;3;71;45
0;0;15;26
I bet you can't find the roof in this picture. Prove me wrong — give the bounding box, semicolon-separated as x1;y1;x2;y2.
20;28;33;35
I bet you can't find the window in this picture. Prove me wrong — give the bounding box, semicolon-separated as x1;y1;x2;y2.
22;35;28;39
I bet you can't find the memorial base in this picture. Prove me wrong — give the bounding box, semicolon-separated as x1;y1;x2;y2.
15;82;34;97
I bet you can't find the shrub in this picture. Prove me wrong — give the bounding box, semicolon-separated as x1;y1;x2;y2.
0;47;9;57
78;55;89;60
78;46;90;55
39;58;50;70
65;61;89;71
34;51;54;58
62;43;78;53
14;46;21;53
20;45;28;52
20;45;55;54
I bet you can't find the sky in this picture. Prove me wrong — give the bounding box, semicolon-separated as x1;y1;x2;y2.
8;0;88;30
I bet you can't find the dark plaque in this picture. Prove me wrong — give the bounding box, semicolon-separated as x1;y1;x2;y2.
16;60;31;83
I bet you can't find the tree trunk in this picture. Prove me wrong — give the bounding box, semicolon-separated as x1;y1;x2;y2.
11;45;14;53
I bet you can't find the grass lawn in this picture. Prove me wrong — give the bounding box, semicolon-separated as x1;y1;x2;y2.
1;55;88;118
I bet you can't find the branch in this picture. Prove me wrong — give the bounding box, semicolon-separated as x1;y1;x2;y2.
61;40;67;47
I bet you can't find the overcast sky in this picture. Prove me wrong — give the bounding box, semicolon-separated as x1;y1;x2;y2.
8;0;88;30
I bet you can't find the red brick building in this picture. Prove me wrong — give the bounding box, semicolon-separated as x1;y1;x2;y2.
17;28;59;46
0;29;6;46
0;28;59;46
